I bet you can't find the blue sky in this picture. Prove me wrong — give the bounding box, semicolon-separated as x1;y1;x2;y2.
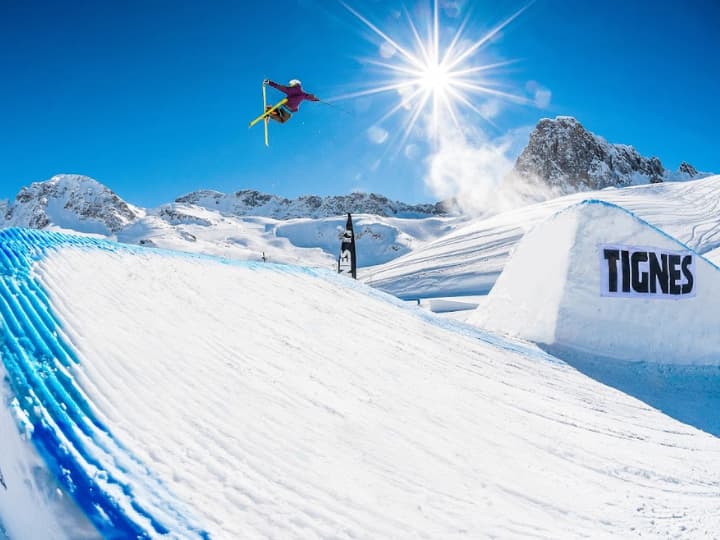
1;0;718;207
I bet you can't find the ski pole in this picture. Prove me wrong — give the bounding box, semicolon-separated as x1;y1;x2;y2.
318;100;353;116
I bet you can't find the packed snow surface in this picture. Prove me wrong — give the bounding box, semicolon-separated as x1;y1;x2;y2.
1;229;720;538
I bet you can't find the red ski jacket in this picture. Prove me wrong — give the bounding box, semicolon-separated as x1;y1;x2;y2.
267;81;319;112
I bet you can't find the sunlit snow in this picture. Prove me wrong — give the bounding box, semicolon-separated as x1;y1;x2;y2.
1;177;720;538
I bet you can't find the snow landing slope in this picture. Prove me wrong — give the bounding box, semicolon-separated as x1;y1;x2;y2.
2;229;720;538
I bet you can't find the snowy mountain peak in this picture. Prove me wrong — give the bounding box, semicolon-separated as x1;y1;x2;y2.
176;189;447;219
513;116;701;194
4;174;140;234
679;161;698;177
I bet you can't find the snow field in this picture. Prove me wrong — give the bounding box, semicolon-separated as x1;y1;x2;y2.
1;229;719;537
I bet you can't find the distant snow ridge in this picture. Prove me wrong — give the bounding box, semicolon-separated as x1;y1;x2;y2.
4;175;140;234
514;117;703;194
176;189;447;219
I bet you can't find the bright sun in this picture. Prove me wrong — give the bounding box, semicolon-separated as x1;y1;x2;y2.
421;64;450;93
333;1;531;145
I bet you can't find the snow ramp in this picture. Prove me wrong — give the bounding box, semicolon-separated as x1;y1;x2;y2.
470;200;720;365
2;228;720;538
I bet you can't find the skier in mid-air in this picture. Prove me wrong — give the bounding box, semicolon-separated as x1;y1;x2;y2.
263;79;319;123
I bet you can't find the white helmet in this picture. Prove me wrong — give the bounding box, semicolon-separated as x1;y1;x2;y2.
289;79;302;87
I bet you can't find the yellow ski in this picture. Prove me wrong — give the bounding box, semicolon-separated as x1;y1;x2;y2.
262;84;269;147
248;97;288;128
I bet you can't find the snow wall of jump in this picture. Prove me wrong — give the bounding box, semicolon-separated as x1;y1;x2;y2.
469;200;720;365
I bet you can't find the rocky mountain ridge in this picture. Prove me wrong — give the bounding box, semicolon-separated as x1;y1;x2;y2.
3;175;141;234
1;176;447;237
0;176;451;264
514;116;705;194
175;189;447;219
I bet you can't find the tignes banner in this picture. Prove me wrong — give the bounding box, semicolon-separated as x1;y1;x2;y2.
600;244;696;299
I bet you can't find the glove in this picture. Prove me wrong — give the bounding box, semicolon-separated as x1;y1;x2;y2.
263;79;270;86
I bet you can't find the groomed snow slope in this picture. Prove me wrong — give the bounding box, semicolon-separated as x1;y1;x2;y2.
1;229;720;538
469;200;720;365
368;175;720;299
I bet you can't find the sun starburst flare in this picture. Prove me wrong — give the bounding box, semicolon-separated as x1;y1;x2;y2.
332;1;532;144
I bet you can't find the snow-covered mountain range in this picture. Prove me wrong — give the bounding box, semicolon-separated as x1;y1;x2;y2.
3;175;142;235
514;116;706;193
176;189;447;219
1;118;712;271
0;175;457;268
2;175;446;229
